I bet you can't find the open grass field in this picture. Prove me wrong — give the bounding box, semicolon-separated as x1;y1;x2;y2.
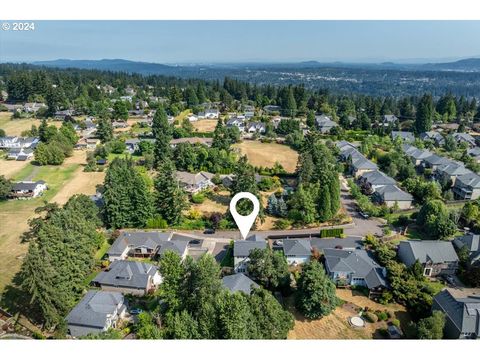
0;112;61;136
287;289;410;339
233;140;299;173
0;162;80;292
192;119;218;132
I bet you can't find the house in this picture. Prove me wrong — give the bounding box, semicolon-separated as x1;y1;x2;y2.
283;239;312;265
175;171;215;193
323;248;388;295
226;117;245;132
0;136;39;150
120;96;133;103
243;111;255;119
453;133;476;147
315;115;337;133
112;121;128;129
222;273;259;295
187;114;199;122
435;161;471;186
467;147;480;163
246;122;266;134
198;109;219;119
391;131;414;143
54;109;74;120
358;170;396;194
23;102;46;113
397;240;459;277
453;172;480;200
170;137;213;148
86;138;100;149
382;114;398;126
263;105;281;114
402;144;433;166
423;153;450;171
65;290;126;338
233;234;267;273
107;231;189;261
453;233;480;265
349;152;378;178
7;148;34;161
432;289;480;339
10;181;47;199
420;131;445;146
92;260;162;296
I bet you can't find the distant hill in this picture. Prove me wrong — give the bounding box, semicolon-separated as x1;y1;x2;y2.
422;58;480;72
32;59;176;75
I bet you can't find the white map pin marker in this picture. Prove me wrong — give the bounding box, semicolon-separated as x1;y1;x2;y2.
230;192;260;240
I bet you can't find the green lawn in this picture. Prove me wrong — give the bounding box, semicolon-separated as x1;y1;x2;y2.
94;239;111;260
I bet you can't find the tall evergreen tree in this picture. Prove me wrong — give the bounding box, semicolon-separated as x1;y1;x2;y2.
154;160;187;225
152;105;173;167
415;94;434;133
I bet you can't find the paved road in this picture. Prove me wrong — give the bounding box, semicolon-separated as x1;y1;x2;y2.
340;189;383;237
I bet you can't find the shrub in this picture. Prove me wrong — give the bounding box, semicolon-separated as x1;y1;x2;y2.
274;218;292;230
191;192;206;204
364;312;378;323
145;216;168;229
377;311;388;321
391;319;401;327
320;228;344;238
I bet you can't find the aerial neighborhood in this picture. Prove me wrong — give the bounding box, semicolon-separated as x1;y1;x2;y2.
1;62;480;342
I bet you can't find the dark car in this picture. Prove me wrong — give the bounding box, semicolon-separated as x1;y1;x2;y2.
203;228;215;235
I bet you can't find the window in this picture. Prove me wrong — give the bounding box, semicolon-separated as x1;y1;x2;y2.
424;268;432;276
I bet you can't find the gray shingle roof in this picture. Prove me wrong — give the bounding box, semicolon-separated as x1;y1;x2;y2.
175;171;214;186
11;181;45;192
283;239;311;257
324;248;387;289
391;131;414;142
454;234;480;253
433;289;480;337
93;260;158;290
352;156;378;171
455;172;480;189
233;235;267;257
65;290;124;329
107;231;173;257
398;240;459;266
436;161;471;177
222;273;259;295
375;184;413;202
359;170;396;186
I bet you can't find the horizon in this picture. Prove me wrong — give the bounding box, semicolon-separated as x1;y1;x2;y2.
2;21;480;64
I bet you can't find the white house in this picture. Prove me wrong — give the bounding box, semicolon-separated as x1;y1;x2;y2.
233;235;267;273
10;181;47;199
282;239;312;265
175;171;215;193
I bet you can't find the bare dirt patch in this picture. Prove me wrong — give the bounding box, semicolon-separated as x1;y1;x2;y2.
50;170;105;205
233;140;299;173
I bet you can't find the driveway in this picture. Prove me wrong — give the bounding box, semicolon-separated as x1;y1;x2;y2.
340;188;383;237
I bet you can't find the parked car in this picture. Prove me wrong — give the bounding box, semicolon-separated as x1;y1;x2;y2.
359;211;369;219
203;228;215;235
130;308;143;315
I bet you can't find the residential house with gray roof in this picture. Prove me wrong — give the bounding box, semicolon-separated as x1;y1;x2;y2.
92;260;162;295
233;234;267;273
453;133;476;147
402;144;433;166
65;290;126;338
350;153;378;178
391;131;414;143
467;147;480;163
373;184;413;209
170;137;213;148
315;115;337;133
358;170;396;194
435;161;471;186
453;172;480;200
397;240;459;277
453;233;480;265
222;273;260;295
282;239;312;265
175;171;215;193
381;114;398;126
324;248;388;296
107;231;189;261
420;131;445;146
423;153;451;171
433;289;480;339
10;180;47;199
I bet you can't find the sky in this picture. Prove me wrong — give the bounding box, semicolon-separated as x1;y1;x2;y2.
1;21;480;64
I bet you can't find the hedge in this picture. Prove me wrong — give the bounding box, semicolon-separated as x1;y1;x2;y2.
320;228;344;238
